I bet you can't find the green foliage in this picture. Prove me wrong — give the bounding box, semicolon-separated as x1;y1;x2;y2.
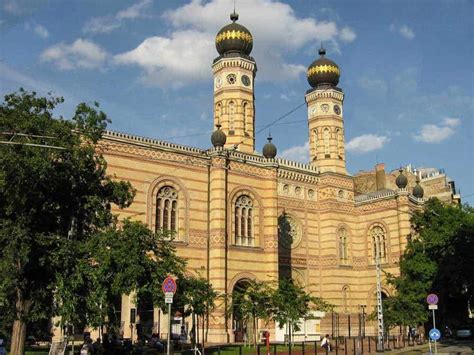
272;279;332;333
0;89;135;340
180;275;219;317
384;198;474;328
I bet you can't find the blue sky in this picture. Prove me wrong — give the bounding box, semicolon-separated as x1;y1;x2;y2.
1;0;473;204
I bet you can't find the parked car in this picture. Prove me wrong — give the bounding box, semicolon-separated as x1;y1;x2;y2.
455;326;473;339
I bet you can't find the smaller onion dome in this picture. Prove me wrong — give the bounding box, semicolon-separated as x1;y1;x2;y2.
307;46;340;88
215;12;253;56
262;134;277;159
395;169;408;188
413;177;424;198
211;123;226;148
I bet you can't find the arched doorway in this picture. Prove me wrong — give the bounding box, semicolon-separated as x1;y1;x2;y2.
232;279;252;342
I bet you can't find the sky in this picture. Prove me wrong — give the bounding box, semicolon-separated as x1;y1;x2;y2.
1;0;473;204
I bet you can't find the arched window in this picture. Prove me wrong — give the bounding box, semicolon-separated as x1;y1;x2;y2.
156;186;178;234
243;102;248;136
336;128;344;159
370;225;387;263
228;101;235;134
338;228;349;264
313;129;318;160
323;128;330;157
215;103;222;123
342;286;349;313
235;195;254;246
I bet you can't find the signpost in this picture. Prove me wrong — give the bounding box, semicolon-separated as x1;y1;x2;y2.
162;276;177;355
426;294;439;355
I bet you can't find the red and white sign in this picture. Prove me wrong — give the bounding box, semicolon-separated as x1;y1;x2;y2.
427;293;438;305
162;276;177;294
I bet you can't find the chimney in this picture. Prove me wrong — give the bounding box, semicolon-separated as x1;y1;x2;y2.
375;163;386;190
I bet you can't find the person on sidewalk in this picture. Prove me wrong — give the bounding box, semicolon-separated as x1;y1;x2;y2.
321;334;331;352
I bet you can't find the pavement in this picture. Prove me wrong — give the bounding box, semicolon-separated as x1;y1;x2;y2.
385;340;474;354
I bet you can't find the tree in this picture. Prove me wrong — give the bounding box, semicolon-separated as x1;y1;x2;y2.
83;220;187;332
0;89;134;354
272;278;332;345
384;199;474;329
180;275;218;346
231;280;274;346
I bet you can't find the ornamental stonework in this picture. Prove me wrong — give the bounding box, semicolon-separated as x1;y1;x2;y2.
99;141;208;168
209;229;225;246
278;182;317;201
229;161;272;178
263;235;278;249
188;230;208;249
319;176;353;189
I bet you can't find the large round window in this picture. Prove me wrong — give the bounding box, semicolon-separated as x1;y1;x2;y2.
278;214;302;249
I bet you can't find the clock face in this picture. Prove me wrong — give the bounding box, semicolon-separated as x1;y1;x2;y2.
311;106;317;116
334;105;341;115
241;74;251;86
215;77;222;88
226;73;237;85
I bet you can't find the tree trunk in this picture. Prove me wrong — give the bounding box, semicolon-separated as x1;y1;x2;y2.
253;315;257;347
11;288;31;355
10;319;27;355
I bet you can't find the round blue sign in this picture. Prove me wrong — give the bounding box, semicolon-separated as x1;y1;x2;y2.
429;328;441;341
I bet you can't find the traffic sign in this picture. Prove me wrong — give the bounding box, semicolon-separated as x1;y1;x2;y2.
162;276;177;294
428;304;438;310
427;293;438;305
165;297;173;304
429;328;441;341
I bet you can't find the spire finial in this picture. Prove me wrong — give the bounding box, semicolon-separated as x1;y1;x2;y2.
267;131;272;142
318;42;326;56
230;1;238;22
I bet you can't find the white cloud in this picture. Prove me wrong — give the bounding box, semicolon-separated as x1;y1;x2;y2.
279;142;310;163
390;23;415;40
413;118;460;143
346;134;389;154
83;0;152;34
115;0;356;88
34;24;49;38
41;39;108;70
443;117;460;127
114;31;213;88
339;27;356;42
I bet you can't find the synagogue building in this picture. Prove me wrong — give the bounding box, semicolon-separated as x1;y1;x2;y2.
83;11;460;342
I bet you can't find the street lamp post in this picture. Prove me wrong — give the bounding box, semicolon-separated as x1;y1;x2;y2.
375;243;384;352
360;305;366;338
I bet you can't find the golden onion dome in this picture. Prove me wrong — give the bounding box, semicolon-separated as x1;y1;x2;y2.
307;47;340;88
215;12;253;56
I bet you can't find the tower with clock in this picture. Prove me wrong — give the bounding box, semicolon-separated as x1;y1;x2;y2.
305;47;346;174
212;11;256;153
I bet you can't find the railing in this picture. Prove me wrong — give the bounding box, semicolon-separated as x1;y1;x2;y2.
174;335;425;354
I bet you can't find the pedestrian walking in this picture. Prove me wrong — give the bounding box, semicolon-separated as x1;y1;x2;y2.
321;334;331;352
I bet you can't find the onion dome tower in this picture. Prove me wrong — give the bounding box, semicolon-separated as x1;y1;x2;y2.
262;134;277;159
307;46;340;88
395;169;408;188
212;11;256;153
211;123;227;148
215;12;253;56
305;45;346;174
413;176;424;198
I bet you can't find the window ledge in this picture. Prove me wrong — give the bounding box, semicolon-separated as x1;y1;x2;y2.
230;245;264;252
338;264;352;269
